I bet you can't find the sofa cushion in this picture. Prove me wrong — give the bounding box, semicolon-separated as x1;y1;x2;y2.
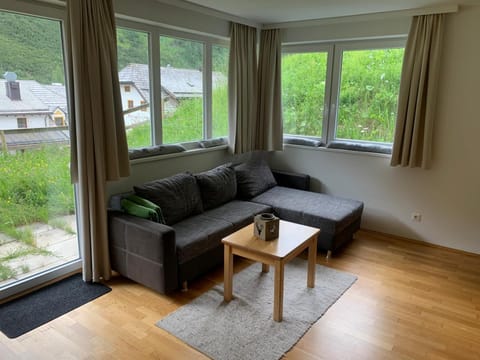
134;172;203;225
195;165;237;210
172;214;233;264
234;159;277;199
129;144;186;160
251;186;363;236
203;200;272;230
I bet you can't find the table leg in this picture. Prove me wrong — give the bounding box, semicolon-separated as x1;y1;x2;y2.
262;263;270;273
307;236;317;288
224;244;233;301
273;260;284;322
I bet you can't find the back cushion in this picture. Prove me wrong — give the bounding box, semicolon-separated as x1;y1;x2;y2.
195;164;237;210
234;159;277;199
134;172;203;225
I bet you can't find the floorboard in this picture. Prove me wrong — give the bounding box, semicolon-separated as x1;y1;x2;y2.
1;229;479;359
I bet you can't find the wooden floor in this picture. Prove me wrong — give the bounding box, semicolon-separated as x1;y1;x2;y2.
1;230;480;359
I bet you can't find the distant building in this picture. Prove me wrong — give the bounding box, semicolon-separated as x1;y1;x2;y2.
118;63;226;127
0;76;67;130
0;65;227;150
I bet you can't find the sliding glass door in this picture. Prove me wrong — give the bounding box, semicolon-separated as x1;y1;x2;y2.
0;8;81;300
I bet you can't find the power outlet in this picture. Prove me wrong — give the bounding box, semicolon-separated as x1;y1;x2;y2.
411;212;422;222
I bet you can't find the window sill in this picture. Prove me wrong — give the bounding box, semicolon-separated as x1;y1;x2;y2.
283;142;392;159
129;144;229;165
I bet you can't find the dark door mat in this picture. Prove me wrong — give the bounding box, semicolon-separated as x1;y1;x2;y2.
0;273;111;338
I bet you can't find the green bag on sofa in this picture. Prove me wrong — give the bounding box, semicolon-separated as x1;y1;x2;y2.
121;195;166;224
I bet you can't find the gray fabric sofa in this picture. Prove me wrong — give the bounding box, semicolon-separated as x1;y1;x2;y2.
108;162;363;294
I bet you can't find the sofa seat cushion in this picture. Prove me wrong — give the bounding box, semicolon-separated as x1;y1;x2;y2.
251;186;363;236
172;214;233;264
203;200;272;230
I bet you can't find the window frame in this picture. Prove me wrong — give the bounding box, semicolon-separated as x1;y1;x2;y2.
282;37;406;150
116;19;229;149
0;2;82;301
282;43;334;144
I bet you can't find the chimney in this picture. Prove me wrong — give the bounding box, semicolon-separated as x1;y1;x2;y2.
3;72;21;101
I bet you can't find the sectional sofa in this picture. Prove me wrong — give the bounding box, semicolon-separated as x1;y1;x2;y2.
108;160;363;294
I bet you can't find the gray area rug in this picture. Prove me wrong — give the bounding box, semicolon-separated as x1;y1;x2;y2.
156;258;357;360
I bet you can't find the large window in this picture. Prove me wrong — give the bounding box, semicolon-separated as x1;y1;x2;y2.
282;50;329;138
160;35;204;144
282;39;405;148
0;8;80;299
116;22;229;150
116;27;151;149
212;45;229;138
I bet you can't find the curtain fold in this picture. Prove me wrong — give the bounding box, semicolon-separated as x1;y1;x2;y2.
66;0;130;282
228;23;258;154
256;29;283;151
391;14;445;169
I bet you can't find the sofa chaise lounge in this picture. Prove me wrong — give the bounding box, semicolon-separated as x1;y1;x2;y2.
108;161;363;294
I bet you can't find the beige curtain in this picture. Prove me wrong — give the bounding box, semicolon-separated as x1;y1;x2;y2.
256;29;283;151
228;23;258;154
66;0;130;282
391;14;445;169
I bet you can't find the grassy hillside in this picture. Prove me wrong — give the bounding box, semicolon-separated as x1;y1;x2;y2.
0;11;65;84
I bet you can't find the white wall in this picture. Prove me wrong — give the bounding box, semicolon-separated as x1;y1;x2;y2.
0;114;47;129
269;5;480;254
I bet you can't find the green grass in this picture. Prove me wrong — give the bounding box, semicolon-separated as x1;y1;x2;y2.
127;85;229;148
0;146;74;242
0;263;15;281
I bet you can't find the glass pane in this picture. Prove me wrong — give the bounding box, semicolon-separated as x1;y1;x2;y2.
0;11;78;289
212;45;228;138
117;28;151;148
160;36;204;143
282;52;327;137
337;48;404;143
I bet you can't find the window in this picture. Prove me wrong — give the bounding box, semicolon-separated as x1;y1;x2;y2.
116;23;228;150
54;116;64;126
17;117;27;128
335;47;404;143
282;50;329;138
212;45;229;138
282;39;405;149
0;8;80;300
160;35;204;144
116;27;151;149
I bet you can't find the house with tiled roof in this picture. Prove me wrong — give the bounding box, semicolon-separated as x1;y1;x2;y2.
0;74;68;150
0;77;67;130
118;63;226;126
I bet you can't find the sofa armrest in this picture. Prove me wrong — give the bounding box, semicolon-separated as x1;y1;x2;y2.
271;169;310;191
108;211;178;294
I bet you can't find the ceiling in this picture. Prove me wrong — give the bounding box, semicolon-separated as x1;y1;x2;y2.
179;0;474;23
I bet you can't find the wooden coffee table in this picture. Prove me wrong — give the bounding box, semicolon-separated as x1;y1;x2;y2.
222;220;320;322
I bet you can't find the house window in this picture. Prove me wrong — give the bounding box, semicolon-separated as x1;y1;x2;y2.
116;23;228;149
160;35;204;144
282;39;405;150
117;27;151;149
54;116;64;126
282;50;329;138
212;45;229;138
17;117;27;128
